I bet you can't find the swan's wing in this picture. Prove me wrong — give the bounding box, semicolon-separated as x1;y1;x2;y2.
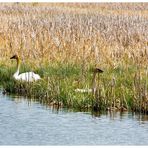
33;73;41;80
18;72;41;82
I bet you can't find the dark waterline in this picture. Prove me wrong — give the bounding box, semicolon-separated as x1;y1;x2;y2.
0;91;148;145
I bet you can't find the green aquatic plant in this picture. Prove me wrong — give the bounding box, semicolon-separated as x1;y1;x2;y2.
1;61;148;114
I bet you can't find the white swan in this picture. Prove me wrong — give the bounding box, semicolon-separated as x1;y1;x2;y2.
10;54;41;82
75;68;103;93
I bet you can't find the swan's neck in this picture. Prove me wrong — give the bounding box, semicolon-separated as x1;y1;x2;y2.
14;58;20;78
92;72;97;93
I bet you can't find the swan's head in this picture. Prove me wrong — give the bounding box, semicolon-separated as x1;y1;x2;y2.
93;68;103;74
10;54;19;60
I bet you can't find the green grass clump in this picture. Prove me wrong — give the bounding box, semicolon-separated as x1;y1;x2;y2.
1;61;148;114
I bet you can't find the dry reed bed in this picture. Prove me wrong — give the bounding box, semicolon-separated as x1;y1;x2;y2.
0;3;147;112
0;3;147;65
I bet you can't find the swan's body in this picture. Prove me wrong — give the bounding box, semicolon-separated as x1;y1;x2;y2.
75;88;92;93
10;54;41;82
13;71;41;82
75;68;103;93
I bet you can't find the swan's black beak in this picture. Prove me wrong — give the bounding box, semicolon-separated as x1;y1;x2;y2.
10;55;17;59
93;68;104;73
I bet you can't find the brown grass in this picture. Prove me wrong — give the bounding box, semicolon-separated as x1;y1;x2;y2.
0;3;147;69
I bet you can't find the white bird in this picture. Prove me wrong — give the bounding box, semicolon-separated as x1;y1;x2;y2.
10;54;41;82
75;68;103;94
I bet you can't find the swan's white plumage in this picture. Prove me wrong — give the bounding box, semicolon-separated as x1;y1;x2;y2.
13;71;41;82
10;54;41;82
75;88;92;93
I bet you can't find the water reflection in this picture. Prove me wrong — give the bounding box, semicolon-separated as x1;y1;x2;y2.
5;91;148;123
133;113;148;124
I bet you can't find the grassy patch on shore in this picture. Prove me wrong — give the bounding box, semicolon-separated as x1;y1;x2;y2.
1;61;148;113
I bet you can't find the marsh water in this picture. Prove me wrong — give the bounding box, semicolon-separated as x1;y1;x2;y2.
0;90;148;145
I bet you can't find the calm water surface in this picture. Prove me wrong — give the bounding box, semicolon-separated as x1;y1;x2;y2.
0;91;148;145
